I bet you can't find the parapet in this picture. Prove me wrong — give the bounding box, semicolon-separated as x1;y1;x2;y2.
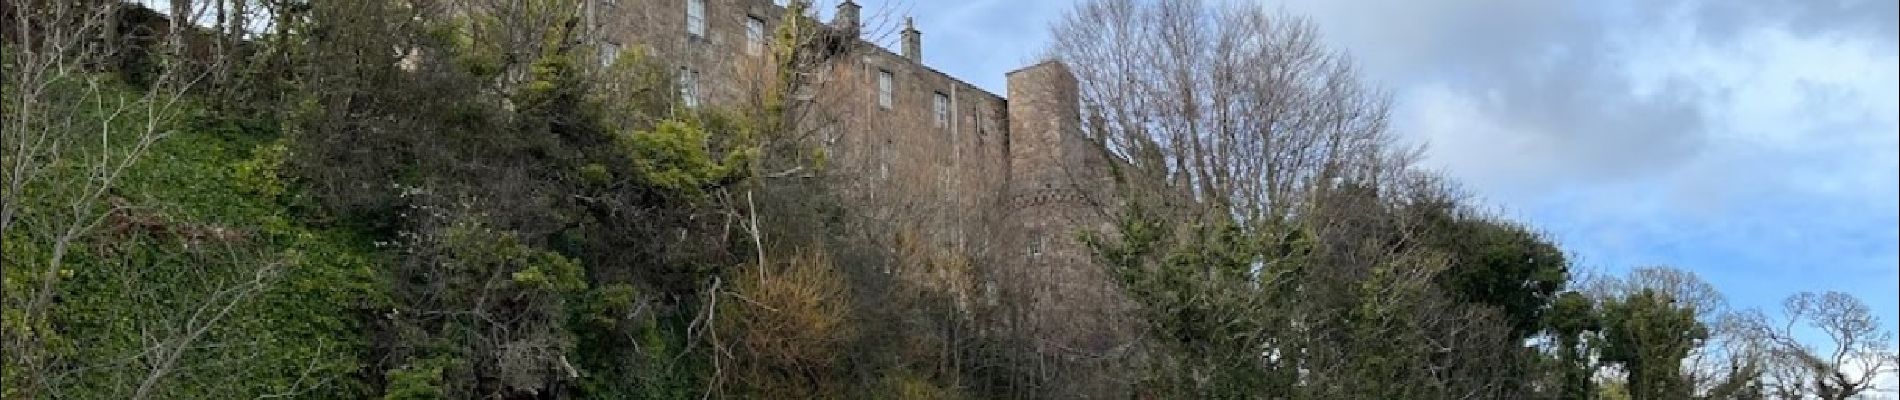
1005;60;1086;190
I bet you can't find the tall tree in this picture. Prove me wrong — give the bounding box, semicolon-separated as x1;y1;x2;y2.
1589;266;1768;399
1600;288;1710;399
1547;291;1603;399
1051;0;1402;225
1407;191;1570;339
1056;1;1549;398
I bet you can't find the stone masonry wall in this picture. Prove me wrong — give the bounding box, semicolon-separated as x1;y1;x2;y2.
594;0;1014;255
596;1;1132;394
1000;61;1134;396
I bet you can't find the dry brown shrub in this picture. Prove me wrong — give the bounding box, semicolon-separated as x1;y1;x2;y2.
893;228;982;315
716;249;855;397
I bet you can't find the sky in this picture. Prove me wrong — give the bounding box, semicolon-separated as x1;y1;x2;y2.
843;0;1897;379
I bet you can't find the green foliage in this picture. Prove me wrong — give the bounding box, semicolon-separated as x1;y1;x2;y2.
881;370;967;400
1548;291;1603;343
434;19;503;80
13;2;1778;399
283;2;787;395
1083;203;1290;398
1547;291;1602;399
382;215;588;398
578;163;612;186
235;138;293;200
619;119;754;195
19;107;384;398
1414;204;1571;339
1600;289;1710;400
1600;380;1634;400
1086;182;1552;399
1;223;58;399
582;315;708;399
438;221;587;295
382;356;460;400
567;284;711;398
514;50;587;119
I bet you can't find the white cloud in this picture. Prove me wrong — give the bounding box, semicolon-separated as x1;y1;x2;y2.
1264;0;1899;338
1270;0;1896;203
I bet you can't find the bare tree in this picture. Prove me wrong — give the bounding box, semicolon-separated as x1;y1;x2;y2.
1046;2;1548;398
1760;291;1899;400
126;257;285;400
1051;0;1403;226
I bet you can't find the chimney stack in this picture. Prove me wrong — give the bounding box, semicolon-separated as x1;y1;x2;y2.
834;0;861;37
901;17;922;62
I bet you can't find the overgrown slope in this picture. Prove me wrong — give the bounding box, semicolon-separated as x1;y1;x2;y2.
3;82;384;398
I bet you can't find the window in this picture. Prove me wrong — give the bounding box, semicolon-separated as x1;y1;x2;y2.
933;92;949;128
686;0;706;38
745;16;766;56
678;67;700;107
878;145;890;180
876;69;893;109
598;41;620;67
978;107;994;136
1027;236;1044;259
821;124;839;147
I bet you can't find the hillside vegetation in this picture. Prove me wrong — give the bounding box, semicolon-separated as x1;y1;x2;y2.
3;1;1892;399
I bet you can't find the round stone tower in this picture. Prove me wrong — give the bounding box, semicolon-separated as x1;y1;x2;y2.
1000;60;1134;397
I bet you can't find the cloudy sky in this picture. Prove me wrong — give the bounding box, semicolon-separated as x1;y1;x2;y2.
842;0;1898;356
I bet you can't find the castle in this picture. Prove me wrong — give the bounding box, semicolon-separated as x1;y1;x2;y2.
591;0;1135;391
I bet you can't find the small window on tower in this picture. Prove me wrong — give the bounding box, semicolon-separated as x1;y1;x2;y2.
977;108;991;135
933;92;949;128
598;41;620;68
678;67;700;108
746;16;766;56
1027;236;1045;259
686;0;706;38
876;69;894;109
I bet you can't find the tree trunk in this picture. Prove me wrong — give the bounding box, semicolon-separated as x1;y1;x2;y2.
230;0;246;40
169;0;190;52
105;1;122;57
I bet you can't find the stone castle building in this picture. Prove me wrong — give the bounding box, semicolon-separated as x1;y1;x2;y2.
590;0;1135;392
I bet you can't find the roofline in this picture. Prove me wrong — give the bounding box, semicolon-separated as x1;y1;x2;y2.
1004;59;1065;77
745;0;1013;101
854;42;1006;100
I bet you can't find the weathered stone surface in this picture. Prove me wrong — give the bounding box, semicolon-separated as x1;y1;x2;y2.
597;1;1136;394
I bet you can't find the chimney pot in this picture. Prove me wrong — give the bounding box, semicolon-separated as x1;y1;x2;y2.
902;17;922;62
834;0;861;37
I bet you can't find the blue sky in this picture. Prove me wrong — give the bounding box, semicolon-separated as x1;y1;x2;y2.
839;0;1898;347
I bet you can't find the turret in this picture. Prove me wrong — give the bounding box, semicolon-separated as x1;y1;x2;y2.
1005;60;1083;190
